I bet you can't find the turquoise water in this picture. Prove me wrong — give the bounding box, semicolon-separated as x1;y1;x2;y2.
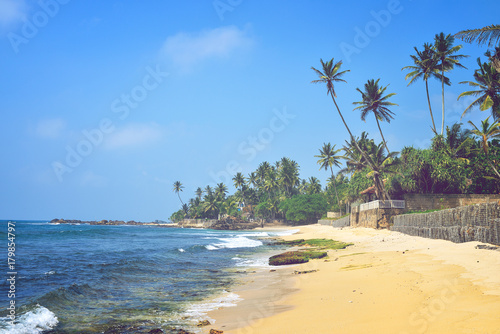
0;221;293;333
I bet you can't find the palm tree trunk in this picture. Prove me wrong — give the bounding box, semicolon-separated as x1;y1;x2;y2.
425;79;437;134
330;94;375;170
375;116;390;153
329;166;341;215
441;65;445;135
488;160;500;179
177;193;184;206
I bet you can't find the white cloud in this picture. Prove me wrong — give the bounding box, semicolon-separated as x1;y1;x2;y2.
36;118;66;139
0;0;27;27
104;123;163;150
160;25;253;71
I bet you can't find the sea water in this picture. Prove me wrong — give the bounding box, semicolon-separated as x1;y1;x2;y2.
0;220;296;333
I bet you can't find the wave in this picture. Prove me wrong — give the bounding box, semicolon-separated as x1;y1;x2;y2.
232;256;270;267
0;305;58;334
267;229;300;237
205;236;263;250
181;291;242;321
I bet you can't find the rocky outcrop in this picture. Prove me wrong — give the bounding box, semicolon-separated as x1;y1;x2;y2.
50;218;154;225
210;216;260;230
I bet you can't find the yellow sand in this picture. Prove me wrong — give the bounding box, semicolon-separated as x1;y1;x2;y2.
204;225;500;334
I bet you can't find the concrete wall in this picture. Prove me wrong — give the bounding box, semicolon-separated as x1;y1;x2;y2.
318;215;350;228
351;208;406;229
392;203;500;245
404;194;500;212
327;212;341;218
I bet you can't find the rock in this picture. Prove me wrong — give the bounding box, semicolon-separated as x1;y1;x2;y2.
197;320;211;327
475;244;499;250
148;329;163;334
209;330;224;334
210;216;260;230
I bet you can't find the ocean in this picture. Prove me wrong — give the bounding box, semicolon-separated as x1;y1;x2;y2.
0;220;295;333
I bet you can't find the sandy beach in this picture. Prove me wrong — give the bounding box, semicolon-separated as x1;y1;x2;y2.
203;224;500;334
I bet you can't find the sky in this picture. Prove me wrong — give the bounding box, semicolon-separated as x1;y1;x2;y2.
0;0;498;222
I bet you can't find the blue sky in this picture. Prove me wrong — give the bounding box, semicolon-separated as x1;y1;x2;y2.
1;0;498;221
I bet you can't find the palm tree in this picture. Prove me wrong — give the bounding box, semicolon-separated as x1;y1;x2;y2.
277;157;300;198
195;187;203;200
402;43;449;134
353;78;397;153
458;58;500;120
215;183;228;201
311;58;375;170
468;116;500;179
307;177;322;195
433;32;468;135
172;181;184;206
315;143;343;213
454;24;500;47
343;142;399;201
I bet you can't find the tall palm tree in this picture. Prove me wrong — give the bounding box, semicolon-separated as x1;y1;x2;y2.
402;43;449;134
353;78;397;153
458;57;500;120
433;32;468;135
311;58;375;170
468;116;500;179
315;142;343;213
172;181;184;206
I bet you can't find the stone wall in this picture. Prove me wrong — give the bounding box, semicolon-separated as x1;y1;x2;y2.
404;194;500;212
351;208;406;229
392;203;500;245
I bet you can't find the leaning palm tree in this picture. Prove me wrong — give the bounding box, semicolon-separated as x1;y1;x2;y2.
172;181;184;206
315;142;343;213
434;32;468;135
311;58;376;172
402;43;449;134
468;116;500;179
353;78;397;153
458;58;500;120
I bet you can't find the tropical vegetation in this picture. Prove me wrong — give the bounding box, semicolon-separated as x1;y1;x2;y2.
170;28;500;226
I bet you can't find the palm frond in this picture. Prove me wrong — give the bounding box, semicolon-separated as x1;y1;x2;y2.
454;24;500;47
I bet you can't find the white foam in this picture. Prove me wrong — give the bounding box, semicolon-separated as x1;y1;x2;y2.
232;256;269;267
238;232;270;237
182;291;242;321
206;236;263;250
178;248;185;253
0;305;58;334
268;229;300;237
44;270;56;275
